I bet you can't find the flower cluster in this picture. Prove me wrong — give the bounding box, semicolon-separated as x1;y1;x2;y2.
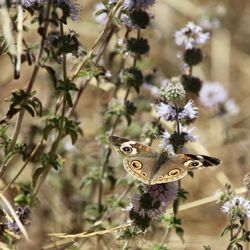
174;22;210;96
156;100;198;122
222;196;250;220
94;0;117;24
128;182;178;230
5;207;30;234
175;22;210;50
155;78;198;153
22;0;80;22
160;126;197;154
123;0;156;10
199;82;239;116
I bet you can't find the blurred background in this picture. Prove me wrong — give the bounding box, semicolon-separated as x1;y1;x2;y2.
1;0;250;249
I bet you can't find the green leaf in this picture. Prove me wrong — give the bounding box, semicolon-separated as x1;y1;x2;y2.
69;130;78;144
5;107;20;120
175;226;184;243
14;194;31;206
43;65;57;88
203;245;212;250
33;166;47;187
65;92;73;107
24;104;36;117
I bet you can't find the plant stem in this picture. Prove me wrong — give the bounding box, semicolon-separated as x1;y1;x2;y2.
0;0;52;177
3;138;44;193
32;22;67;198
71;0;123;81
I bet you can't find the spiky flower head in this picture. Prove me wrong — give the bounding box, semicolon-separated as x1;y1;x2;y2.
175;22;210;49
123;0;156;10
222;196;250;220
128;183;178;230
160;78;185;103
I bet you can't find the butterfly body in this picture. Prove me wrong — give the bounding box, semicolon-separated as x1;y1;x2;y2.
108;135;221;185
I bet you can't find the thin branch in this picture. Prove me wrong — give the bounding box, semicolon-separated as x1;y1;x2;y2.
71;0;123;81
2;0;52;176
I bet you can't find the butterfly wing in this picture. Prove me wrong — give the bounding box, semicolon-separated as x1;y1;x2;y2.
174;153;221;170
123;156;157;185
150;151;187;184
151;153;221;185
108;135;157;158
108;136;158;184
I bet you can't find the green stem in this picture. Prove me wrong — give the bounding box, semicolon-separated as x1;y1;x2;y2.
32;22;67;198
0;0;52;177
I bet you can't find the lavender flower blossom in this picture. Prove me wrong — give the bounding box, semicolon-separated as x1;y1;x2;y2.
123;0;156;10
94;3;108;24
159;130;174;154
156;100;198;122
129;182;178;230
224;99;239;115
156;102;176;121
199;16;220;30
21;0;37;7
181;126;198;142
94;1;117;24
22;0;80;22
222;196;250;219
199;82;228;108
175;22;210;49
180;100;198;120
5;207;30;234
160;126;197;153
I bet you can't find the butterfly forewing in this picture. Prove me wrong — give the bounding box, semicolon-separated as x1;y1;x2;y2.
174;154;221;170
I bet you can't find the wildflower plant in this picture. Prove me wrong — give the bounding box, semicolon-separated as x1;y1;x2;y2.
217;184;250;249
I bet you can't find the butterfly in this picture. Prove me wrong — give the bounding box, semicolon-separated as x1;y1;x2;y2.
108;135;221;185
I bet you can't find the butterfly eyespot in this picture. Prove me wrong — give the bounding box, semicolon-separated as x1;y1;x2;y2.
141;171;147;177
131;160;142;170
189;161;201;167
121;146;132;153
168;169;181;176
158;176;163;180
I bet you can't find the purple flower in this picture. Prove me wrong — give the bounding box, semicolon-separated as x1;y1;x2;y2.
180;100;198;120
65;0;80;22
142;83;160;97
199;16;220;30
156;100;198;122
160;126;197;153
175;22;210;49
156;102;176;121
123;0;156;10
128;183;178;230
5;207;30;234
224;99;239;115
6;221;20;233
199;82;228;108
21;0;40;7
22;0;80;22
94;3;108;24
181;126;198;142
94;1;117;24
222;196;250;219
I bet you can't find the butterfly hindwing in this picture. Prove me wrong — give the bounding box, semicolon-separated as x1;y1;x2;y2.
150;151;187;184
123;156;157;185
